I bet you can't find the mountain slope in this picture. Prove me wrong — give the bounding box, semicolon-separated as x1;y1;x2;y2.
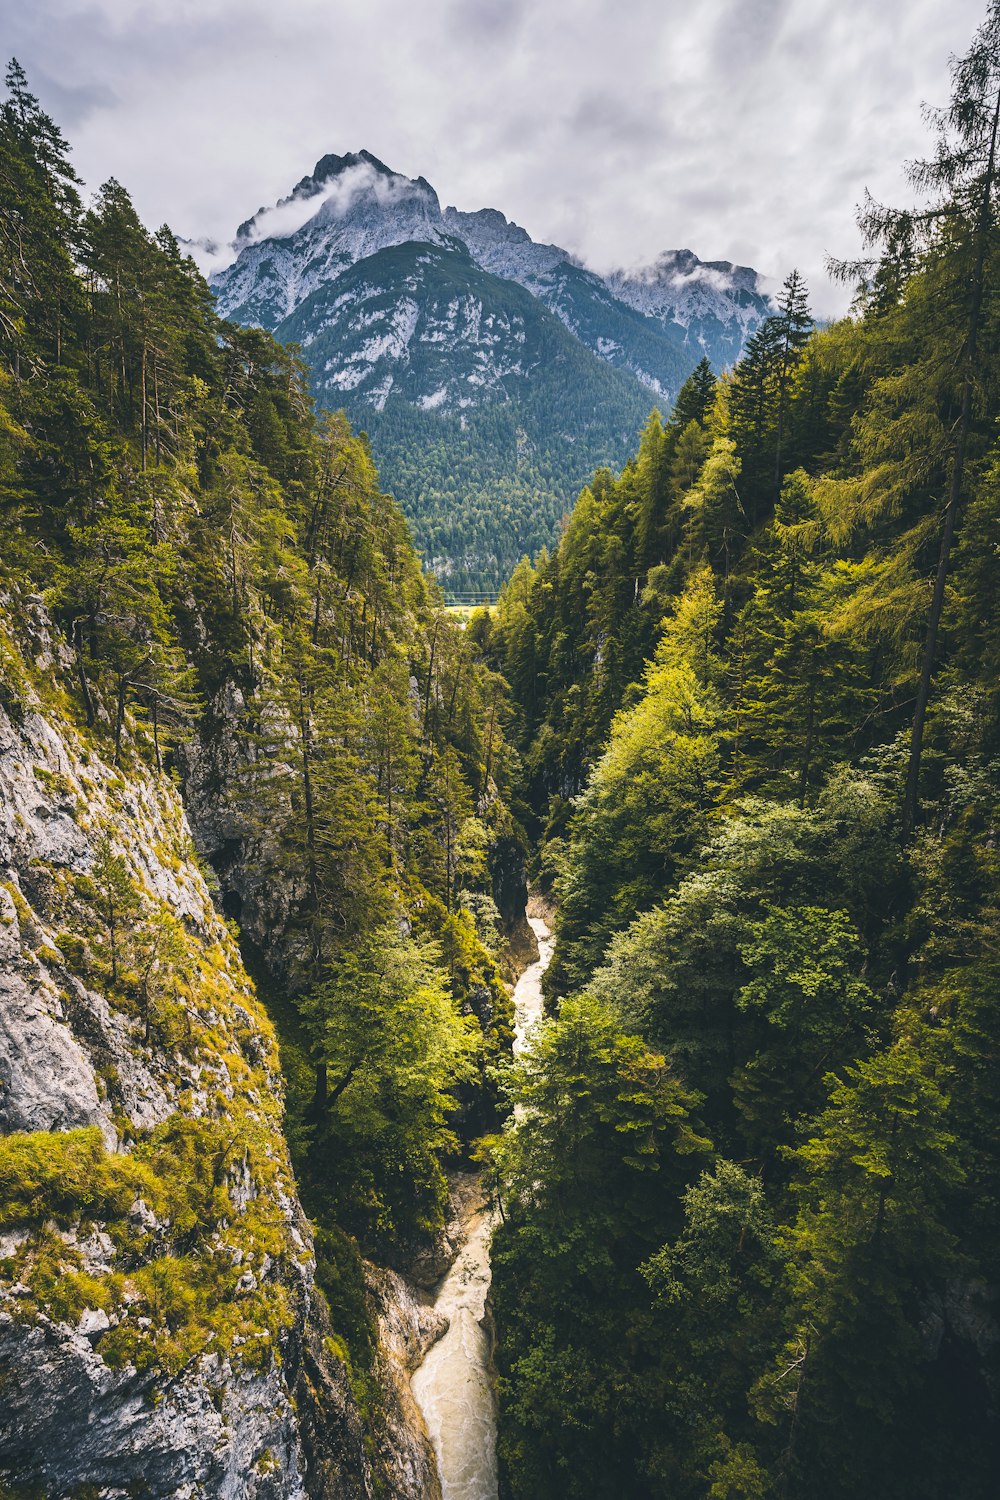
209;153;773;593
439;208;767;388
275;238;655;591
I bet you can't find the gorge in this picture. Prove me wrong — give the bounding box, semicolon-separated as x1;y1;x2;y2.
4;7;1000;1495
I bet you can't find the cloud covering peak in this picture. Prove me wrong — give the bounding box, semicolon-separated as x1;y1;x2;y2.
2;0;988;317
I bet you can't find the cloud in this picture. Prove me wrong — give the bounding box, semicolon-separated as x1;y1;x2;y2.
448;0;527;43
0;0;988;318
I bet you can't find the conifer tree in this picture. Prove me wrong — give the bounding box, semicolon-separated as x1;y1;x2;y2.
670;355;718;432
771;271;813;497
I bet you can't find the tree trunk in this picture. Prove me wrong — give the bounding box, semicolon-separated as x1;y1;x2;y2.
73;618;97;727
423;616;441;740
799;668;817;807
114;676;128;764
297;682;321;966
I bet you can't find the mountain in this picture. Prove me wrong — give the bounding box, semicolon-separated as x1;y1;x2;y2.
606;248;772;369
272;238;659;590
210;153;773;594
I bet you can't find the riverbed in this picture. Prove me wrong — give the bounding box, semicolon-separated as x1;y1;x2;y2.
410;914;554;1500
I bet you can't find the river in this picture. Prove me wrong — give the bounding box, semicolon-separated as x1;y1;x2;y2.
410;914;554;1500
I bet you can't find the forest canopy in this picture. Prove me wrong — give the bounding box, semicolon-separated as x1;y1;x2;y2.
481;8;1000;1495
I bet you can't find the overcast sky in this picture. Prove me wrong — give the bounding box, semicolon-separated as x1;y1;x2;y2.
2;0;989;316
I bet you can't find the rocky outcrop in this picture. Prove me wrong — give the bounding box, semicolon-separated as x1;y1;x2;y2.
366;1266;446;1500
0;602;380;1498
0;1312;309;1500
176;678;315;989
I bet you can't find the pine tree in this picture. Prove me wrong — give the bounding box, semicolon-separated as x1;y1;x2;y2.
771;271;813;498
728;317;785;524
670;356;718;433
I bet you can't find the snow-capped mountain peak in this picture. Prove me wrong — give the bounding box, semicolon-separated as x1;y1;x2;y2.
233;150;438;247
210;150;774;384
212;154;460;328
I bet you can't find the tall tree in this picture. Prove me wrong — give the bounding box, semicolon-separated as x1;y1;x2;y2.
771;270;813;496
837;5;1000;836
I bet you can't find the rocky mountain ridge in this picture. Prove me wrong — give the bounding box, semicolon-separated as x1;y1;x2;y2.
210;150;774;387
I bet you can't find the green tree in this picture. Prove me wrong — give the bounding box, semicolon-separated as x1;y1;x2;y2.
733;904;875;1162
640;1162;782;1496
670;356;718;433
90;834;141;986
492;995;709;1500
549;572;724;993
762;1041;964;1499
832;4;1000;836
770;271;813;498
299;925;479;1245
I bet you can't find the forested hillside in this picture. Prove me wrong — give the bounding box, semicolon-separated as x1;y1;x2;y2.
480;10;1000;1496
273;237;657;595
0;59;524;1494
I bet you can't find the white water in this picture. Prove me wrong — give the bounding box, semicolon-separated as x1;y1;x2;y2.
513;916;554;1056
411;914;553;1500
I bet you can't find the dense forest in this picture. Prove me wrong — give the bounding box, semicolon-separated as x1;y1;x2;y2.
478;8;1000;1496
356;374;648;601
0;55;525;1449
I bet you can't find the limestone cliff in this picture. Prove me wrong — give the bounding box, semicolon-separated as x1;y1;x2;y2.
0;595;416;1497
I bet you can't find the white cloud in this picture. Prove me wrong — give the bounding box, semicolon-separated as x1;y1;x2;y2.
1;0;988;317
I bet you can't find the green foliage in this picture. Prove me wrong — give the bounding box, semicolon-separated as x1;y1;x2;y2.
547;570;724;993
756;1040;968;1499
490;11;1000;1494
0;1126;154;1229
299;925;480;1247
0;1118;295;1377
492;996;709;1498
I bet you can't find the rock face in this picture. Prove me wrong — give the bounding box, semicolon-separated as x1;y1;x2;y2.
366;1265;447;1500
605;248;773;372
0;1314;310;1500
175;678;315;991
0;600;389;1498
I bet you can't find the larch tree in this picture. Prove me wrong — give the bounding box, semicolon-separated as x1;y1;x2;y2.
835;3;1000;837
